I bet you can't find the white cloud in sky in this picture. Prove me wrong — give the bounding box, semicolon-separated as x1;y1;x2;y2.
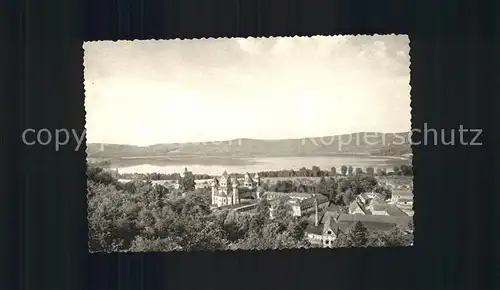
84;35;410;146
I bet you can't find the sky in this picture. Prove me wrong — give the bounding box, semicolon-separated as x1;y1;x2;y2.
83;35;411;146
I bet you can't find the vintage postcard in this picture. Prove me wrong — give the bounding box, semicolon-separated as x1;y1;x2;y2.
84;35;413;252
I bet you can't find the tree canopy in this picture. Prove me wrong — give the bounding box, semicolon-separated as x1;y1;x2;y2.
88;165;413;251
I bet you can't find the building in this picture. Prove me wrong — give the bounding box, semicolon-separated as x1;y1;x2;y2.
356;191;386;205
366;202;408;217
211;170;241;207
305;209;343;247
390;189;414;214
195;180;211;189
290;194;329;217
305;210;413;248
350;192;409;217
243;172;261;189
263;191;315;201
304;205;345;247
391;189;413;201
180;167;188;178
349;199;368;215
217;201;260;213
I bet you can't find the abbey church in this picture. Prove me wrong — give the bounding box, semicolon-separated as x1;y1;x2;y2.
211;170;261;207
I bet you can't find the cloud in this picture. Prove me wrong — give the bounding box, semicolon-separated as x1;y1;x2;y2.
84;35;411;145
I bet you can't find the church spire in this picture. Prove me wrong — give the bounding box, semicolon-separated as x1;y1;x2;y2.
314;197;319;226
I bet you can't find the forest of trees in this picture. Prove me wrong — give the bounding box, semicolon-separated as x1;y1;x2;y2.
88;165;413;252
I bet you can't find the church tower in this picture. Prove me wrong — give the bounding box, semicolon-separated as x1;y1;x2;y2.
231;177;240;205
211;177;219;205
314;197;319;226
254;172;261;187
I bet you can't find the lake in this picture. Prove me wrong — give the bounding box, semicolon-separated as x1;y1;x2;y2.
110;155;410;175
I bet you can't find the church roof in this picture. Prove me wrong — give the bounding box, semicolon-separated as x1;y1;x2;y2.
254;172;260;178
231;177;240;186
221;170;229;178
212;177;219;185
244;172;253;180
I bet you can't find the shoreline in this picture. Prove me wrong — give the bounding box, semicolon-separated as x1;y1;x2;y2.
369;155;411;161
89;152;412;161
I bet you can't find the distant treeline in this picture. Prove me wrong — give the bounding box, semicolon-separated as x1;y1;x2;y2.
255;165;413;178
116;164;413;181
369;146;412;157
119;172;213;181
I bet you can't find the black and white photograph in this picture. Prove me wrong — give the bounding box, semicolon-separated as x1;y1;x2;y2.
84;35;414;252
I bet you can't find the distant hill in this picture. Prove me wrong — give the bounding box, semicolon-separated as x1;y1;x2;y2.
87;132;412;159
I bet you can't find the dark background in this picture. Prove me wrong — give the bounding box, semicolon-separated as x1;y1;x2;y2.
1;0;497;290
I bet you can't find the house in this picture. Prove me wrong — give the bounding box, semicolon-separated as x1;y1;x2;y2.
195;180;211;189
366;202;408;217
367;203;390;216
290;194;329;217
392;189;413;200
356;191;386;206
216;201;260;213
357;192;371;205
391;189;414;208
348;199;368;215
263;191;315;201
305;210;343;247
305;205;413;247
